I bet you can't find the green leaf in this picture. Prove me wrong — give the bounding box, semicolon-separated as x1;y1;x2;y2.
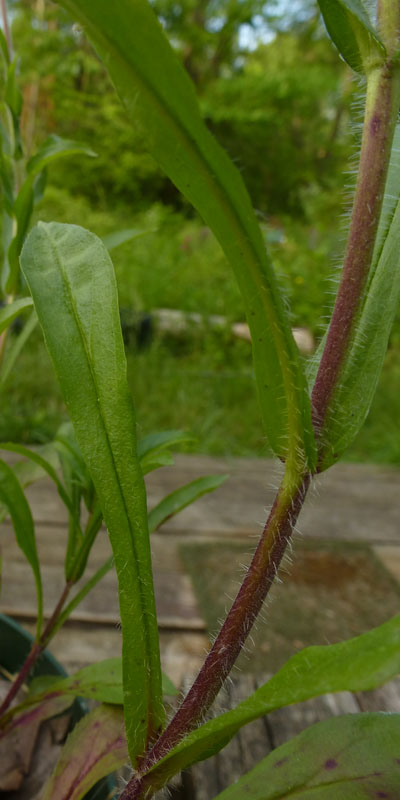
0;693;74;741
214;713;400;800
148;474;228;533
41;704;128;800
0;442;74;514
56;0;316;472
5;60;22;119
143;614;400;790
0;459;43;640
0;310;38;387
317;0;386;73
0;29;10;68
0;297;33;335
26;133;96;177
21;221;164;764
6;179;34;292
102;226;154;252
0;442;60;523
138;429;193;475
317;127;400;470
27;659;178;707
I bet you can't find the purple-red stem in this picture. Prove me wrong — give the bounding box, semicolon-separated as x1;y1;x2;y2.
0;580;72;719
121;472;310;800
312;62;400;433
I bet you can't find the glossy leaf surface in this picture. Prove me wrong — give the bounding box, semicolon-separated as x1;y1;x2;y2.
0;459;43;639
144;614;400;790
41;704;128;800
21;221;164;763
317;0;385;73
317;127;400;469
57;0;316;471
148;474;228;532
214;713;400;799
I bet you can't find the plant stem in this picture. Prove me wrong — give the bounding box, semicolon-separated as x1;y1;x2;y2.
121;469;310;800
0;580;73;719
312;61;400;435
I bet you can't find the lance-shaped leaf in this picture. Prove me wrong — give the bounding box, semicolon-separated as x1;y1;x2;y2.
0;297;33;335
317;0;386;74
0;459;43;640
41;704;127;800
21;222;164;764
26;133;97;177
0;442;74;513
317;129;400;470
148;474;228;533
214;713;400;800
0;310;38;386
56;0;316;472
143;614;400;790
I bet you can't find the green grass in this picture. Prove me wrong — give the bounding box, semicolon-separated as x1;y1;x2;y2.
1;186;399;465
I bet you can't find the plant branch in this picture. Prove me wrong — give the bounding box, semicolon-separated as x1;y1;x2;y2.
121;468;310;800
312;61;400;436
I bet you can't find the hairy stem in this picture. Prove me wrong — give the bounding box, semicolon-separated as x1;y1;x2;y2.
121;468;310;800
312;61;400;434
0;580;73;719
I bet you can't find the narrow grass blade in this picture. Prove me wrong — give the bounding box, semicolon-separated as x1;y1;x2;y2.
102;227;154;252
56;0;316;472
317;0;385;73
214;713;400;800
0;459;43;639
143;614;400;789
0;297;33;334
21;222;164;763
148;474;228;533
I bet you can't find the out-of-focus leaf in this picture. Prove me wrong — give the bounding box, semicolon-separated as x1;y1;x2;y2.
41;704;128;800
102;227;154;252
56;0;317;472
6;179;34;292
0;297;33;335
0;29;10;67
0;459;42;639
142;614;400;791
21;221;164;763
317;0;385;73
0;310;38;386
0;442;73;514
214;713;400;799
148;474;228;533
4;61;22;119
26;134;96;177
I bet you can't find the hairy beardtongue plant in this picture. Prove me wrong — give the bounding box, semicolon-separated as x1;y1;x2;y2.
2;0;400;798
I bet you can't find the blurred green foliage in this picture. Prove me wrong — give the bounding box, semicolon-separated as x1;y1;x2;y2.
1;0;399;464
